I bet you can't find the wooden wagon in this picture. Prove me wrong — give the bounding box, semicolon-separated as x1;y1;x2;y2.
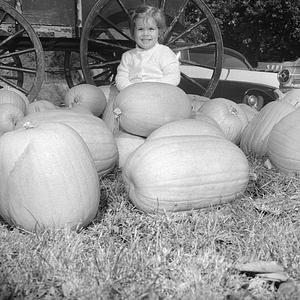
0;0;224;101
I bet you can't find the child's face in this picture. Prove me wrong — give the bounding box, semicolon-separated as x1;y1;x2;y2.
134;17;159;50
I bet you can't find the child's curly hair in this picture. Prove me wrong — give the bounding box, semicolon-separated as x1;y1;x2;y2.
129;5;167;41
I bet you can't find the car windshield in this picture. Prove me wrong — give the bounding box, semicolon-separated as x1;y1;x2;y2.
181;49;251;70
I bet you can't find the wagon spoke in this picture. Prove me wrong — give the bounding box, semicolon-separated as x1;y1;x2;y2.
0;75;27;93
93;69;110;79
159;0;166;10
97;13;132;41
116;0;131;19
172;42;216;52
0;12;8;24
88;38;131;51
0;28;25;48
163;0;189;43
87;52;108;61
88;59;120;69
180;72;207;93
93;69;113;82
0;64;37;74
0;47;36;60
167;18;207;46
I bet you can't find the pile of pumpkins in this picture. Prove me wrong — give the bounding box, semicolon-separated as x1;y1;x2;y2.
0;82;299;232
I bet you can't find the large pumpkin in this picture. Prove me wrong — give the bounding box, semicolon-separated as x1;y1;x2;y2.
123;135;249;213
198;98;248;144
16;110;118;176
268;109;300;175
114;82;192;137
278;89;300;107
0;122;100;232
240;100;296;157
147;118;225;140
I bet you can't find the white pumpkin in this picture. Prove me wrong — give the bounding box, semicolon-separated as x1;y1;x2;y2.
63;84;107;116
0;103;24;135
0;122;100;232
16;110;118;176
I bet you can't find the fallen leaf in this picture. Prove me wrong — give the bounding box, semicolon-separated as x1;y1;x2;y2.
257;272;289;282
235;260;284;273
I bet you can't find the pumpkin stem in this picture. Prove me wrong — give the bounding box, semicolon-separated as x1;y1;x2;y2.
113;107;122;119
23;121;35;129
229;106;238;115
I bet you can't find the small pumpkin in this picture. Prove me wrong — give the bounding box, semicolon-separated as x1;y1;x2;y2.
26;100;58;115
0;122;100;232
63;84;107;116
123;135;249;213
238;103;259;123
0;103;24;135
198;98;248;144
0;89;28;114
114;82;192;137
188;94;210;112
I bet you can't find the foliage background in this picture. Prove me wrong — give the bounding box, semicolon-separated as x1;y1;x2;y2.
206;0;300;66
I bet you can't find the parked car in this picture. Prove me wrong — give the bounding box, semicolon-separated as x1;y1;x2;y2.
179;46;280;110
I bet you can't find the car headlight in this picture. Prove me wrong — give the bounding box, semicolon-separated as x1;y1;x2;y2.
243;94;264;110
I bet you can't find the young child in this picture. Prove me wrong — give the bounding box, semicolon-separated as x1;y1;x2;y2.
115;5;181;91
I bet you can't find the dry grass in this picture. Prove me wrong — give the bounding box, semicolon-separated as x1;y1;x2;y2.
0;155;300;299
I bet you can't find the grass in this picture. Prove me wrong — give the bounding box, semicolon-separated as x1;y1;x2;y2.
0;156;300;300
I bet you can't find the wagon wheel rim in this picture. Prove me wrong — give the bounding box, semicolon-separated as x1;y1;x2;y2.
64;50;115;88
0;50;24;87
64;50;85;88
80;0;223;98
0;0;45;102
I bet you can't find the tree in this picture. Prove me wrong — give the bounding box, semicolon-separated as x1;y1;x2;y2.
206;0;299;65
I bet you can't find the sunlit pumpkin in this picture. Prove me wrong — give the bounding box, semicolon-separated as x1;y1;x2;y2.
16;110;118;176
114;82;192;137
147;118;225;140
198;98;248;144
26;100;58;115
188;94;210;112
240;100;296;157
0;103;24;136
238;103;259;123
0;89;28;114
123;135;249;213
63;84;107;117
115;131;145;168
0;122;100;232
268;109;300;175
278;89;300;107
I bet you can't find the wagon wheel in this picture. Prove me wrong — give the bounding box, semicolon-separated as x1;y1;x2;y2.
0;0;45;101
64;50;113;88
0;52;23;87
80;0;223;98
64;50;84;87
